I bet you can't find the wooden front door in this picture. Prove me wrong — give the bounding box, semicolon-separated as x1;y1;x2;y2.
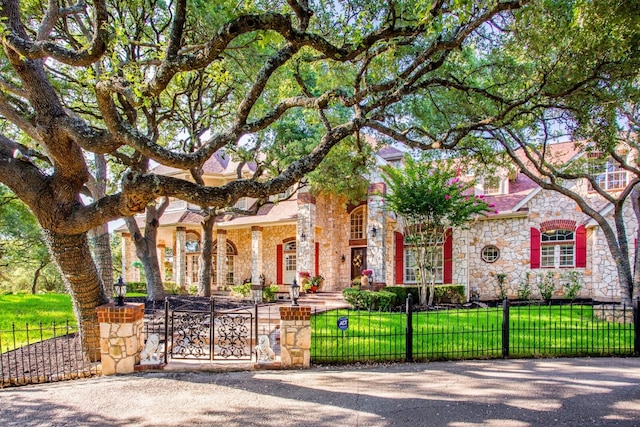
350;247;367;280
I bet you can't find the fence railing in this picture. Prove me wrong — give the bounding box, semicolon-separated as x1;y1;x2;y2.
312;297;639;364
0;321;101;388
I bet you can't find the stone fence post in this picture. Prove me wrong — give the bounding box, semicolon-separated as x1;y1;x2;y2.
96;303;145;375
279;306;311;368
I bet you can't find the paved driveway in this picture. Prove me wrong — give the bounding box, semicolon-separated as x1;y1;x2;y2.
1;358;640;426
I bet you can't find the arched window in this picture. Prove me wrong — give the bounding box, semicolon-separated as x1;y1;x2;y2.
212;241;237;285
350;206;366;240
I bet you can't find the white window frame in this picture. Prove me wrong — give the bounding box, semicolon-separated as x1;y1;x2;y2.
541;229;575;268
350;206;366;240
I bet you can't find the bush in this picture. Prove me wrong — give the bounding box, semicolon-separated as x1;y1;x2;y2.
517;272;533;300
342;288;398;311
432;284;465;304
384;286;420;305
342;288;365;309
262;285;279;302
537;272;555;301
229;283;252;300
377;290;397;311
562;271;583;301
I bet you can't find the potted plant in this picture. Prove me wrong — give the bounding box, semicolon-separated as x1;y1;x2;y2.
308;275;324;293
361;269;373;288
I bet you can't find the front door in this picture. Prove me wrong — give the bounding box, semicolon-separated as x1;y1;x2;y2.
351;247;367;280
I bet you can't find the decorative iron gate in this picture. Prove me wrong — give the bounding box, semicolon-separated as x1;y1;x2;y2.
167;299;256;361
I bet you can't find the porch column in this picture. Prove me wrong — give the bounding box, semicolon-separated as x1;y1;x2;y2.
297;191;316;276
251;227;264;302
216;230;228;287
175;227;186;290
121;232;136;283
157;242;166;282
367;182;387;288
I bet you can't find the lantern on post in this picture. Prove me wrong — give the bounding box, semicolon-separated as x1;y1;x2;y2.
114;276;127;306
290;278;300;307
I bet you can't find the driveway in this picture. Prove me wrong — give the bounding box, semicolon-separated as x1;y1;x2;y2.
1;358;640;426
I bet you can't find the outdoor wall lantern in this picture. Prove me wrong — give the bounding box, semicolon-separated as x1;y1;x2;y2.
300;232;306;241
114;276;127;307
371;226;377;237
290;278;300;307
340;254;346;263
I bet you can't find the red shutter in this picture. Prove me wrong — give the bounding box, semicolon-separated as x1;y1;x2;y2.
315;242;320;277
443;228;453;284
394;232;404;284
575;225;587;268
530;228;541;269
276;244;283;284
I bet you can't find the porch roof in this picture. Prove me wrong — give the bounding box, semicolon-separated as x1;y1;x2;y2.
215;199;298;229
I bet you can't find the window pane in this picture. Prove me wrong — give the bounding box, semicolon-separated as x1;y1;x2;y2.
541;246;555;268
350;208;365;240
285;254;297;272
226;256;234;284
404;249;416;283
559;244;574;267
542;230;574;242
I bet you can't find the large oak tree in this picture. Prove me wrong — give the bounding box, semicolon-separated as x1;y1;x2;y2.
5;0;599;351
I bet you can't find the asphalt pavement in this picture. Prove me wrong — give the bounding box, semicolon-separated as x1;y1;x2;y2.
1;357;640;426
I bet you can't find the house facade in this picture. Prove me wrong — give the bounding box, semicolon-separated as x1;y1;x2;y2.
118;142;637;301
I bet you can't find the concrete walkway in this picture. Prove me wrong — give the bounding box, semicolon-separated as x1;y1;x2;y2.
1;357;640;426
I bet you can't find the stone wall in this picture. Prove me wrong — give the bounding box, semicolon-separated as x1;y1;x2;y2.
279;306;311;368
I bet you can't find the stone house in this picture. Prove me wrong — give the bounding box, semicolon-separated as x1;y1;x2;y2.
118;141;636;301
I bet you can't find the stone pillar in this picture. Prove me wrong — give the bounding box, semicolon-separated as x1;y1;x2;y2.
279;306;311;368
175;227;186;289
157;243;166;282
216;230;228;287
121;233;136;282
96;303;145;375
251;226;264;302
297;191;316;276
367;182;387;288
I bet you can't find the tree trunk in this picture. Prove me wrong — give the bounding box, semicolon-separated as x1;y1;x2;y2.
198;212;214;297
89;224;114;298
31;261;46;294
42;230;106;361
125;205;166;301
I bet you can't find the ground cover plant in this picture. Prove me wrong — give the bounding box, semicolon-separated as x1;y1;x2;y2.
311;304;635;363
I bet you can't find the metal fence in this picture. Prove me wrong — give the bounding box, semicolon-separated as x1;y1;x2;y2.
0;321;101;388
312;297;640;364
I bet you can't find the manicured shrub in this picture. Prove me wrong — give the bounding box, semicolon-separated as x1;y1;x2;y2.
262;285;279;302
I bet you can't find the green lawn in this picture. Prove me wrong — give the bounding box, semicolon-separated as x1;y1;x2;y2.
312;305;636;363
0;293;76;351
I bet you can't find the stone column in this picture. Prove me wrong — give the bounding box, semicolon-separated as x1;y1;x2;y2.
96;302;145;375
367;182;387;288
157;242;166;282
251;226;264;302
175;227;186;290
216;230;228;287
297;191;316;276
279;306;311;368
121;232;136;282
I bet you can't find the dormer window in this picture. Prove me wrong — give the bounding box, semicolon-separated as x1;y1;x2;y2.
483;176;501;195
588;155;628;191
234;197;246;210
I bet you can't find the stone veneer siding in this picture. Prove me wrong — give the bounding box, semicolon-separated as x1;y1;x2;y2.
279;306;311;368
96;303;145;375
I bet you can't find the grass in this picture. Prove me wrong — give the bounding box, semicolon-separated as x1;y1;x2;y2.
0;294;76;352
312;304;636;363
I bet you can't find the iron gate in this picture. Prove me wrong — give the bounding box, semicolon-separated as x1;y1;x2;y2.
167;299;256;361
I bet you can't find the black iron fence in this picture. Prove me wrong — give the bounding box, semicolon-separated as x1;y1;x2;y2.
0;321;101;388
312;297;639;364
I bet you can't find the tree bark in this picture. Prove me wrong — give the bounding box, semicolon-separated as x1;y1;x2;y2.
42;230;106;361
124;203;166;301
31;261;46;294
198;212;214;297
89;224;114;298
